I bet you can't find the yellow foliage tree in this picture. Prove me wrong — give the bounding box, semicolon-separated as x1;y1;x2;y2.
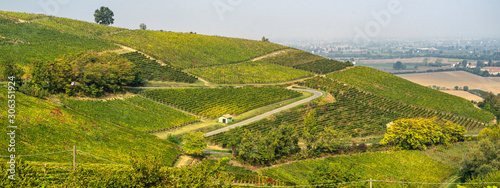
381;117;466;150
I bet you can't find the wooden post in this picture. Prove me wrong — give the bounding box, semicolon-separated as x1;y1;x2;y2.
73;145;76;171
370;178;372;188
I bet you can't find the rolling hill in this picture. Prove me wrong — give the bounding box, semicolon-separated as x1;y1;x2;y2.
0;87;180;166
327;66;495;122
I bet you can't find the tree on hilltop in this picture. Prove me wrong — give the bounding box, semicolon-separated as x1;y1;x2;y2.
140;23;147;30
94;6;114;25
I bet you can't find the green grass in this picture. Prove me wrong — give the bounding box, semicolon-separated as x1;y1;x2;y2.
64;96;200;132
34;16;127;37
0;23;118;65
188;61;313;84
0;10;47;20
422;141;479;170
140;87;302;119
103;30;289;69
0;88;180;166
259;150;454;186
327;66;495;122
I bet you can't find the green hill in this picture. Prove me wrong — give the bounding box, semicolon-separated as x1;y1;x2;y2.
327;66;495;122
64;96;200;133
103;30;290;69
260;150;454;186
0;87;180;166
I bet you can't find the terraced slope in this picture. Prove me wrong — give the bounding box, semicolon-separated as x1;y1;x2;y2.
64;96;200;132
327;66;495;122
103;30;289;69
261;49;352;74
0;88;180;165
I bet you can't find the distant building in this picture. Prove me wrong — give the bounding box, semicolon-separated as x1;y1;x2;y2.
218;114;233;124
466;62;477;68
480;67;500;75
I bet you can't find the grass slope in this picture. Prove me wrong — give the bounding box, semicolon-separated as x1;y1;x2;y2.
64;96;200;132
0;10;47;20
260;151;454;186
188;61;313;84
0;88;180;165
327;66;495;122
103;30;289;68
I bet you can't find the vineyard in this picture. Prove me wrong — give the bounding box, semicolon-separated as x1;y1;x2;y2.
140;87;301;119
293;59;352;74
34;16;127;38
261;50;325;66
209;77;485;143
327;66;495;122
103;30;289;69
188;61;313;84
259;150;454;186
0;23;118;65
0;15;14;23
120;52;198;83
0;10;47;20
260;50;352;74
64;96;200;132
0;87;180;166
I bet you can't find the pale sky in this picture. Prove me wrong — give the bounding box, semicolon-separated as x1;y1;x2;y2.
1;0;499;41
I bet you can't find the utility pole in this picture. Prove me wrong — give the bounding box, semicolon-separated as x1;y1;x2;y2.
73;145;76;171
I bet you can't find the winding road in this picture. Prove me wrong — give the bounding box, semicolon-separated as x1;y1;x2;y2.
204;89;323;137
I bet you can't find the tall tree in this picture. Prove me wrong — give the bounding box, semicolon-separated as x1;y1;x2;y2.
393;61;405;70
94;6;114;25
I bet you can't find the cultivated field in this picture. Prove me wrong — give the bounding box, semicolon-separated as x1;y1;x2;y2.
398;71;500;95
441;90;484;102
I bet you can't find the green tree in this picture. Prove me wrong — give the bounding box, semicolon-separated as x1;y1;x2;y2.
380;117;466;150
435;58;443;67
393;61;405;70
464;86;469;91
94;6;114;25
422;58;429;66
478;92;500;119
460;139;500;180
182;132;206;157
223;127;243;157
261;36;269;42
139;23;147;30
0;59;24;88
314;126;351;154
455;86;459;90
479;124;500;142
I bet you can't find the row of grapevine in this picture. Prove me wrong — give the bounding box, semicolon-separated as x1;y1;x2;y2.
0;87;180;166
34;16;127;38
0;23;118;66
64;96;200;132
0;10;47;20
209;77;485;144
103;29;289;69
140;87;302;119
260;49;353;74
259;150;454;187
187;61;313;84
327;66;495;122
120;52;198;83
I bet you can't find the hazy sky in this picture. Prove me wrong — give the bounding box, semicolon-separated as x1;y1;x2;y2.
1;0;499;41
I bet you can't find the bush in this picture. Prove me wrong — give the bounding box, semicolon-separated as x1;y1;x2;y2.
460;139;500;180
380;117;466;150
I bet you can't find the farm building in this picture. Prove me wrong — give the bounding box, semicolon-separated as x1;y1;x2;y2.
218;114;233;124
480;67;500;75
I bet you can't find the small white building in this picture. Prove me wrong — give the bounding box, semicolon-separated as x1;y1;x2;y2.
218;114;233;124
